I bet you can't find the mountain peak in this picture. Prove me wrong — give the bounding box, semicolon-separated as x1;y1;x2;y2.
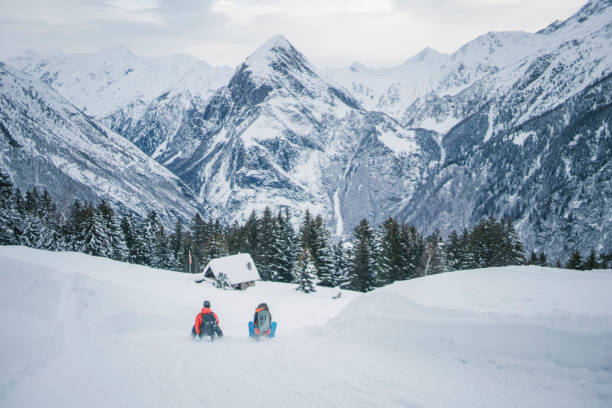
246;35;296;65
404;47;443;64
349;61;369;72
242;35;317;80
259;35;293;51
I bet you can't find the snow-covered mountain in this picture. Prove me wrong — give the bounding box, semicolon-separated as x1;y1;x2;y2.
0;62;201;223
3;0;611;259
9;47;233;158
2;246;611;407
329;0;612;134
395;0;612;258
156;35;441;234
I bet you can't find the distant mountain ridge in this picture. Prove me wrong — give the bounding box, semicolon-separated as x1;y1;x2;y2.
0;62;202;224
3;0;611;259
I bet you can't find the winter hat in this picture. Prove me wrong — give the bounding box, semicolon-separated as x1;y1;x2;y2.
203;300;211;308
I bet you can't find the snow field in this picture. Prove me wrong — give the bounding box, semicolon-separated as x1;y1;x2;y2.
1;246;611;407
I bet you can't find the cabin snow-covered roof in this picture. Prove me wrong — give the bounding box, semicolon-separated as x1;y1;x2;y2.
202;253;260;284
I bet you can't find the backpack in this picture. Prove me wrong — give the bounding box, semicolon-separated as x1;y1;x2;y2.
201;312;217;336
256;309;271;333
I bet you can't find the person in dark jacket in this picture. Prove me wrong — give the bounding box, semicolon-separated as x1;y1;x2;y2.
191;300;223;339
249;302;277;338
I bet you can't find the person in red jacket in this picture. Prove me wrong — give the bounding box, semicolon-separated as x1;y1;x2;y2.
191;300;223;339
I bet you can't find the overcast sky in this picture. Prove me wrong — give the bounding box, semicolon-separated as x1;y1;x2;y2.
0;0;587;68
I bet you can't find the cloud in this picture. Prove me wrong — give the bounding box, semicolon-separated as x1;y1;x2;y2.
0;0;588;68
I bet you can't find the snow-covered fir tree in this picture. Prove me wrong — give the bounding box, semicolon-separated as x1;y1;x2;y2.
376;217;403;286
293;248;317;293
269;208;296;282
64;199;85;251
125;213;149;265
311;215;334;286
98;200;128;261
77;205;113;257
169;217;184;270
19;213;45;248
398;223;423;279
566;249;583;269
582;250;599;270
349;219;377;292
151;223;174;269
0;169;17;244
504;218;526;265
257;207;276;280
330;242;350;288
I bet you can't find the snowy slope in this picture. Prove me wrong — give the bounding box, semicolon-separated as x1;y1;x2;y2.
0;63;201;222
1;246;611;407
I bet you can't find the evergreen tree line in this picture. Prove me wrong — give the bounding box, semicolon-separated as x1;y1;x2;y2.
1;169;610;293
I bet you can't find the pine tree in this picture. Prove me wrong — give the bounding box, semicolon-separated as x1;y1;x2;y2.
348;219;377;292
600;252;612;269
293;248;317;293
376;217;403;286
169;217;184;271
330;242;350;288
528;251;538;265
298;210;315;252
24;187;40;215
124;213;149;265
446;230;462;271
19;213;45;248
243;211;260;265
505;218;525;265
226;220;243;255
64;199;85;250
582;250;599;270
38;190;64;251
191;213;208;268
98;200;127;261
0;168;17;244
151;224;174;269
537;253;548;267
138;211;164;266
566;249;582;270
398;224;422;279
0;167;12;206
257;207;276;280
270;208;296;282
460;228;476;269
311;215;334;286
78;205;113;257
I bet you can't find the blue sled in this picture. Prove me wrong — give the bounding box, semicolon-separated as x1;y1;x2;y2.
249;321;277;338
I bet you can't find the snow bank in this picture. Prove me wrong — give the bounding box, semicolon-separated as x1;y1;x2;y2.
329;266;612;371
